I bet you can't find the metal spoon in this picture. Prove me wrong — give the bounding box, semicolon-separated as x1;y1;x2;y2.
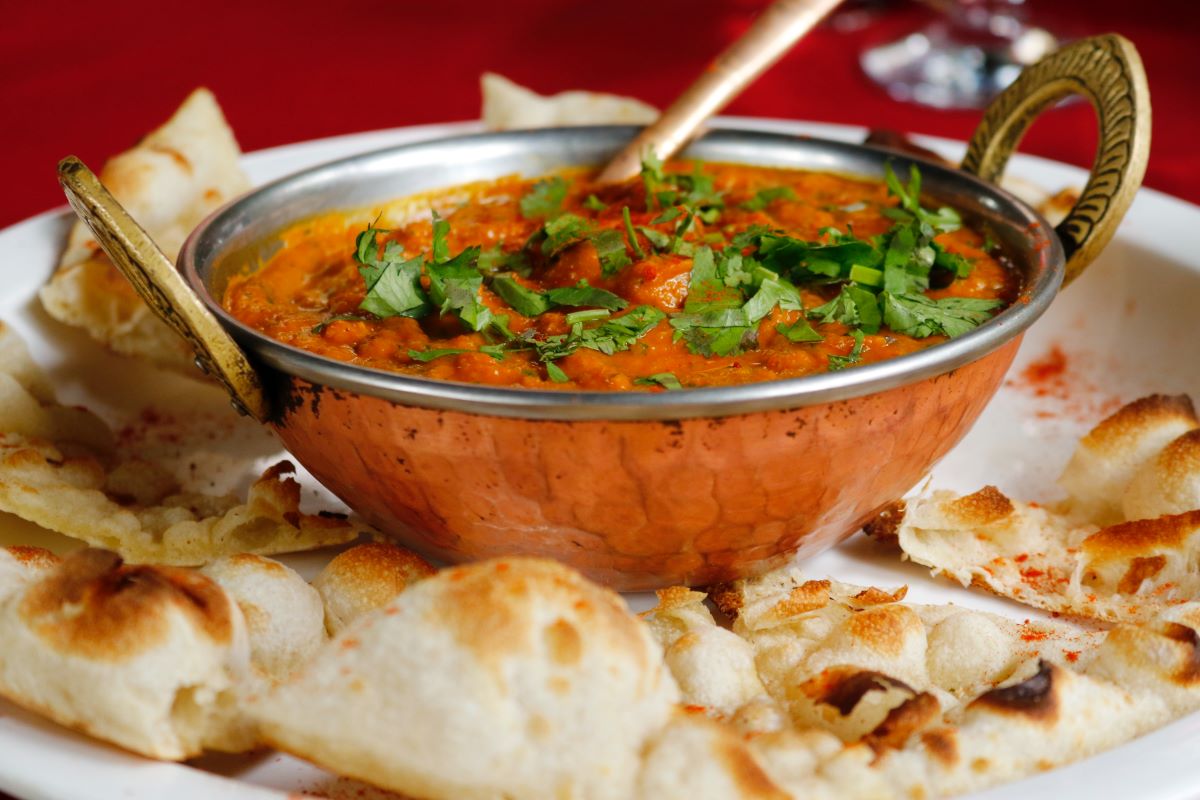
595;0;845;183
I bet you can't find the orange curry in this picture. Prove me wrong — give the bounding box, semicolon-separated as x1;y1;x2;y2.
224;161;1017;391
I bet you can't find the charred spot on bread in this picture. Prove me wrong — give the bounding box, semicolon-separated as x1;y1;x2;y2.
1160;622;1200;684
863;691;941;753
969;660;1059;722
807;668;917;716
18;548;235;660
1116;555;1168;594
864;500;906;544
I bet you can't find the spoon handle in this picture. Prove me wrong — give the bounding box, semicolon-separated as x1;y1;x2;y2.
596;0;844;184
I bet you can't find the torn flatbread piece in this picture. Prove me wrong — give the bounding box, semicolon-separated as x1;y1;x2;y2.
481;72;657;130
887;486;1200;623
0;323;364;563
875;395;1200;623
41;87;251;373
256;557;678;800
0;548;254;759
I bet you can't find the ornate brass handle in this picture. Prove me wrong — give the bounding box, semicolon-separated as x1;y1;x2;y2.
961;34;1150;286
57;157;268;421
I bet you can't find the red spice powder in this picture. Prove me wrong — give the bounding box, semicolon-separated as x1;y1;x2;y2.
1065;650;1081;663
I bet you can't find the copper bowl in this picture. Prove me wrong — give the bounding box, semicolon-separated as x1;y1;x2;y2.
62;36;1149;590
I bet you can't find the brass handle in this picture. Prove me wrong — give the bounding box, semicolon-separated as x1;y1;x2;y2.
58;157;268;421
961;34;1150;286
595;0;844;184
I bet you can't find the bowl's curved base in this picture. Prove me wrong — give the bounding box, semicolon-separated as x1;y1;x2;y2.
270;339;1019;591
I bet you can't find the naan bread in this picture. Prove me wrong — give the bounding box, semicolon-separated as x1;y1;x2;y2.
875;395;1200;623
481;72;657;130
1059;394;1198;525
256;557;678;800
641;586;771;720
705;568;1100;744
40;88;251;373
0;548;254;759
637;569;1200;800
311;541;435;636
0;323;364;563
200;554;326;680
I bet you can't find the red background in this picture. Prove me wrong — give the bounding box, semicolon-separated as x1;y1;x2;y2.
2;0;1196;230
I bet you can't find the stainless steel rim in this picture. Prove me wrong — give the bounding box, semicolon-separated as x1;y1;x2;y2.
181;125;1063;421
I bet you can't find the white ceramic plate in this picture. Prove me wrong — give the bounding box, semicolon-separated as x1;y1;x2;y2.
1;119;1199;800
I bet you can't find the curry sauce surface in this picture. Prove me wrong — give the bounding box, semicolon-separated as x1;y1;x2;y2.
224;163;1017;391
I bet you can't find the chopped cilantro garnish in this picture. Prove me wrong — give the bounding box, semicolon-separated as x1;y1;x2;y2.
521;305;665;364
491;274;553;317
881;294;1002;338
540;213;592;257
651;207;682;225
634;373;683;390
565;308;611;325
740;186;796;212
545;281;628;311
775;318;823;343
590;228;631;276
622;206;645;260
883;162;961;233
584;194;608;212
408;346;506;363
519;176;570;220
638;226;672;251
545;361;569;382
809;284;882;334
355;226;431;320
828;329;865;371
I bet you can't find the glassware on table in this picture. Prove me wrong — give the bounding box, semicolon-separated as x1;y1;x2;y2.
861;0;1059;109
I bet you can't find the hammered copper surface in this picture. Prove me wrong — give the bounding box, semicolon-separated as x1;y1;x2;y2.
271;338;1019;590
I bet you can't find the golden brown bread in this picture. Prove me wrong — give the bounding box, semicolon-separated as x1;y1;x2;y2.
0;324;365;563
879;395;1200;623
311;541;436;635
0;548;255;759
256;557;678;800
40;88;251;373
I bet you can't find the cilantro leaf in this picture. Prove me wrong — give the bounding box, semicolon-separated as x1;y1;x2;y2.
634;373;683;390
884;162;961;233
491;274;553;317
638;226;672;251
545;361;570;382
358;254;430;319
545;281;628;311
541;213;593;257
590;228;631;276
740;186;796;212
408;346;505;363
828;329;865;371
683;247;743;314
519;176;570;220
809;284;882;334
584;194;608;211
775;318;823;343
881;293;1001;338
520;305;665;363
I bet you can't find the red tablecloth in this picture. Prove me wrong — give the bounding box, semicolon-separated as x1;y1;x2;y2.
2;0;1195;230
